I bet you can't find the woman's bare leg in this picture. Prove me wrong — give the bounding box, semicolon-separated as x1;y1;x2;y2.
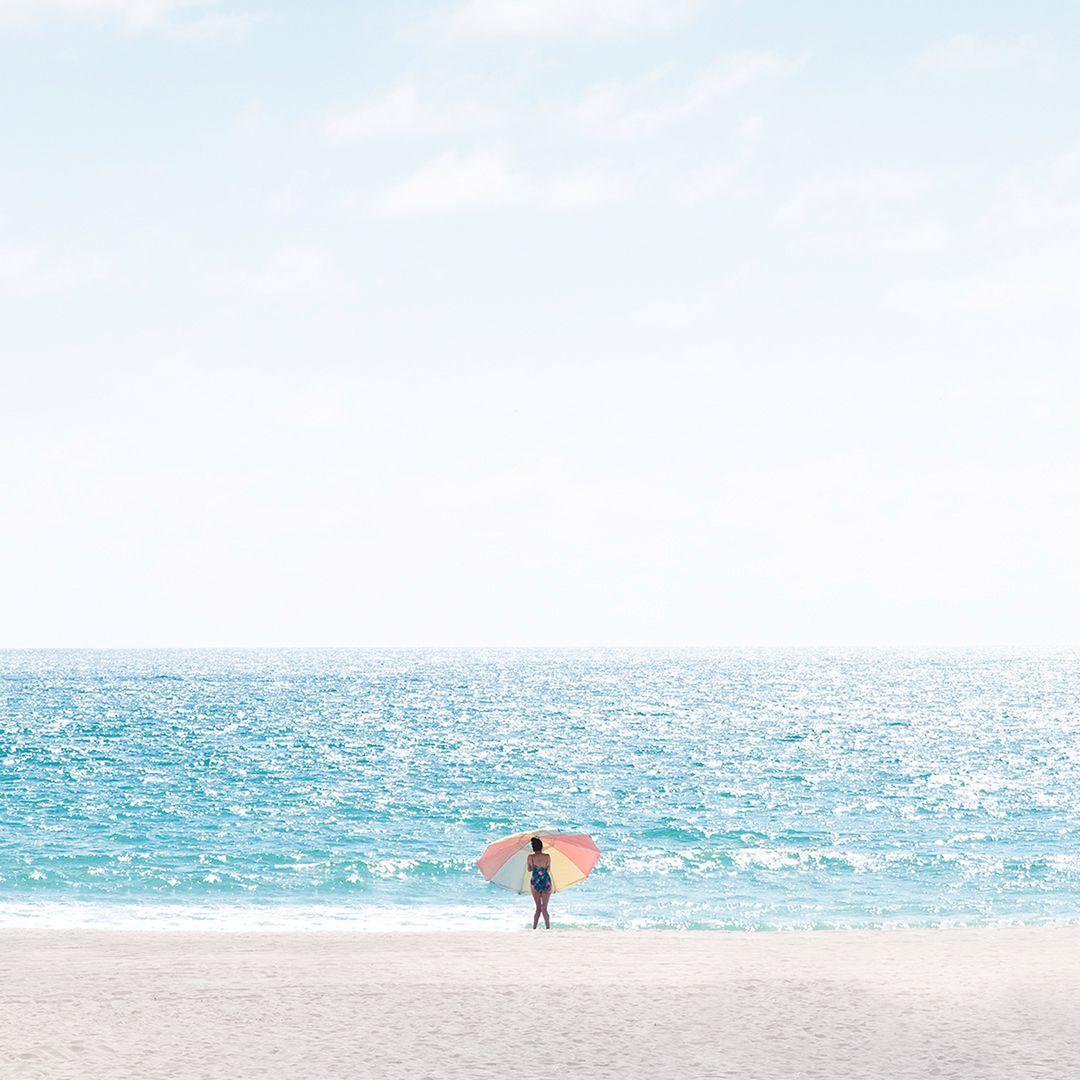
540;890;550;929
531;887;542;929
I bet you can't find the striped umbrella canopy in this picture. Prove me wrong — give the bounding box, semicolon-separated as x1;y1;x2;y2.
477;829;600;894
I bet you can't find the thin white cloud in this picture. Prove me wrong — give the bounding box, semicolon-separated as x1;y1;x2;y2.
370;149;524;216
0;0;250;33
545;165;630;209
168;10;258;39
773;167;932;226
987;144;1080;237
870;146;1080;320
447;0;700;38
367;149;628;217
945;374;1074;423
0;0;182;24
320;82;500;142
209;246;342;297
0;243;110;295
674;154;753;203
914;33;1055;75
365;143;753;218
767;166;949;258
575;52;800;141
277;384;350;430
630;294;714;331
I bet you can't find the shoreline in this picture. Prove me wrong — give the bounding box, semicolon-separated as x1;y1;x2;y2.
4;917;1080;933
5;926;1079;1078
3;899;1079;934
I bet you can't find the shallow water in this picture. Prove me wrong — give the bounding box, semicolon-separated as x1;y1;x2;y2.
2;649;1079;929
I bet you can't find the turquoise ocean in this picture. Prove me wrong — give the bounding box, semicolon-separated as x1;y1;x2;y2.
2;649;1079;931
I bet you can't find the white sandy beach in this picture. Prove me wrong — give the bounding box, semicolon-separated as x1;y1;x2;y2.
3;926;1079;1079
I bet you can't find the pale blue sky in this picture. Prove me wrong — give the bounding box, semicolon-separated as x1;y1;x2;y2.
3;1;1079;646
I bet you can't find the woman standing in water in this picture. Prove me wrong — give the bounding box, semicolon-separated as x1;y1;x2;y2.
527;836;552;929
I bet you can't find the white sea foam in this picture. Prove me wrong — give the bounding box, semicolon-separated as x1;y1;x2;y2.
0;901;531;933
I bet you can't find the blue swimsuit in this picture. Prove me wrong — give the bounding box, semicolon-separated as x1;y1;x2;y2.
530;861;552;893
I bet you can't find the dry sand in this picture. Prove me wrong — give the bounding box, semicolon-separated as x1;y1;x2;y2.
2;926;1079;1079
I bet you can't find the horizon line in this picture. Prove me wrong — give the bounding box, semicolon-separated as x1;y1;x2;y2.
1;643;1077;652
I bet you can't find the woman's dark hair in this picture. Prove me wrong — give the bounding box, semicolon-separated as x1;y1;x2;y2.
530;837;543;853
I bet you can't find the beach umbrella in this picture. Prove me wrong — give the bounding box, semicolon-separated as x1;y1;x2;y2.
477;829;600;894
